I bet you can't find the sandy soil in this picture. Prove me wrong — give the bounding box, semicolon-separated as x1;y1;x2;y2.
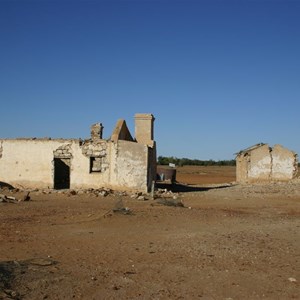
0;166;299;299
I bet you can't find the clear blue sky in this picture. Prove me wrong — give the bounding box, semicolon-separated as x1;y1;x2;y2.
1;0;299;160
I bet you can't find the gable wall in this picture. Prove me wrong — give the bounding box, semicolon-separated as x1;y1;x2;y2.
247;144;271;181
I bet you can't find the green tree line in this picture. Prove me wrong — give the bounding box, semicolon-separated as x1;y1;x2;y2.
157;156;236;167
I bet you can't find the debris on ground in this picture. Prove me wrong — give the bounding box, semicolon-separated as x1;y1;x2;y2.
0;192;31;203
155;198;185;207
112;199;132;215
0;194;17;203
156;188;180;199
19;192;30;202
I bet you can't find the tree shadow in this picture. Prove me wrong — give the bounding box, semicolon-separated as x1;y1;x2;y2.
156;182;234;193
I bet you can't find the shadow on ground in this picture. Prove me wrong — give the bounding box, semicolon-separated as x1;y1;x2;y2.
0;258;58;299
156;182;234;193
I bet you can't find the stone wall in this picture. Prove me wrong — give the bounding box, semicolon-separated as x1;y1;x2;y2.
90;123;104;140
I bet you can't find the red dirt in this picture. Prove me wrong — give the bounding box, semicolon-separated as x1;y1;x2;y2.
0;166;299;299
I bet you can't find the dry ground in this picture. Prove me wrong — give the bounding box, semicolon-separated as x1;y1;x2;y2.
0;166;299;299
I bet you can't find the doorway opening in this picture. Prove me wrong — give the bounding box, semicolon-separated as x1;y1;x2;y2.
54;158;70;189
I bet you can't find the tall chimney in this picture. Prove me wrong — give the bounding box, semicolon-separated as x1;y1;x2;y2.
134;114;155;145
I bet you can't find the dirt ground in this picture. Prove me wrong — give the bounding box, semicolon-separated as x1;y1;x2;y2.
1;166;299;299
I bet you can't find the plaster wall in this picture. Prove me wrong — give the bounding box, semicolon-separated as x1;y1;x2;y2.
0;139;153;191
236;154;249;183
68;141;111;189
247;145;271;181
236;144;298;183
135;114;154;145
271;144;298;180
110;140;148;192
0;139;71;188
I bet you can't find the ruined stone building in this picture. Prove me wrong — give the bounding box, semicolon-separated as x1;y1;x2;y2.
0;114;156;192
236;143;298;183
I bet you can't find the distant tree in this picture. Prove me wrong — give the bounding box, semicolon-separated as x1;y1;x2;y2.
157;156;236;166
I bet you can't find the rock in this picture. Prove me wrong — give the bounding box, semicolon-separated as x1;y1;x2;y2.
19;191;30;201
0;194;17;203
98;190;108;197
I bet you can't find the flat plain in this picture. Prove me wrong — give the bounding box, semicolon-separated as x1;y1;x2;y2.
0;166;299;299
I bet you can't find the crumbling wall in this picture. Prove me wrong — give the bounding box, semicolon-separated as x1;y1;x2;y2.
80;140;109;172
90;123;104;140
0;113;157;191
68;140;111;189
53;144;73;159
271;144;298;180
247;144;272;182
236;144;298;183
236;153;250;183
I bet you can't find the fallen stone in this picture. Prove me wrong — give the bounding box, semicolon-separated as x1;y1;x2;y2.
131;194;138;199
113;199;132;215
98;190;108;197
19;191;30;202
0;194;18;203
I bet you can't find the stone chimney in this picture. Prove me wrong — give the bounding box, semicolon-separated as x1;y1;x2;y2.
134;114;155;145
90;123;104;140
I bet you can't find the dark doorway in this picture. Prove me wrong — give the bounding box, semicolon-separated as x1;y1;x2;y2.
54;158;70;189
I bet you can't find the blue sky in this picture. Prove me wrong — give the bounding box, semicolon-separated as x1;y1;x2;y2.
1;0;299;160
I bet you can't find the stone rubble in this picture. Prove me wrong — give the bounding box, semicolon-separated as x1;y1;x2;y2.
2;178;298;205
0;192;31;203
